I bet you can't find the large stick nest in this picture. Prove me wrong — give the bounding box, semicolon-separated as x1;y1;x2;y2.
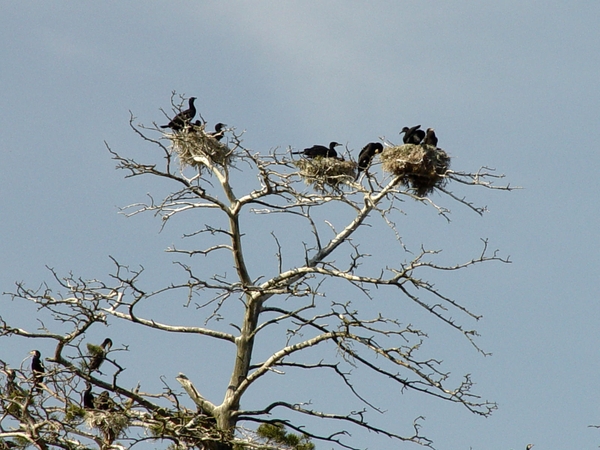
167;124;232;170
293;157;357;191
381;144;450;196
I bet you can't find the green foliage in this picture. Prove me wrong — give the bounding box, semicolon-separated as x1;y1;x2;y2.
256;423;315;450
64;403;86;422
86;343;103;357
0;436;29;449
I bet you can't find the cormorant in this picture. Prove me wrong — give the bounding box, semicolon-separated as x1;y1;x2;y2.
356;142;384;179
93;390;120;411
160;97;197;131
93;391;112;410
83;384;95;409
292;142;342;158
207;122;227;141
400;125;425;145
30;350;44;392
88;338;113;372
423;128;438;147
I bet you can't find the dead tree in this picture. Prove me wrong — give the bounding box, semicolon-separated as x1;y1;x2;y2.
0;101;513;450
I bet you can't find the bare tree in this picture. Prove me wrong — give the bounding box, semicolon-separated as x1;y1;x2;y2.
0;98;513;450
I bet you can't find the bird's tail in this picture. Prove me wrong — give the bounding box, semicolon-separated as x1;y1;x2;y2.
159;125;169;129
291;151;303;154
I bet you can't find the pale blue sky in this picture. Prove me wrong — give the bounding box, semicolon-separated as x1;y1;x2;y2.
1;2;600;449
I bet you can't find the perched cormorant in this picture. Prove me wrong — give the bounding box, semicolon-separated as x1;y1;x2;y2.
400;125;425;145
30;350;44;392
292;142;342;158
93;391;109;410
93;390;116;411
207;122;227;141
356;142;384;179
83;384;95;409
88;338;113;372
160;97;197;131
423;128;438;147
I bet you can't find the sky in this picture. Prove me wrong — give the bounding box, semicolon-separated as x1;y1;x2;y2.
1;2;600;449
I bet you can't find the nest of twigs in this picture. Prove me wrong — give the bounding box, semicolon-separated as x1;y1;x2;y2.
294;157;357;191
86;410;129;441
381;144;450;196
167;124;232;169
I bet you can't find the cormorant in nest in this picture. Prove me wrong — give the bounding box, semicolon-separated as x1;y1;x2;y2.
93;391;119;411
293;142;342;158
160;97;197;131
30;350;44;393
356;142;384;179
423;128;438;147
208;122;227;141
400;125;425;145
93;391;110;410
88;338;113;372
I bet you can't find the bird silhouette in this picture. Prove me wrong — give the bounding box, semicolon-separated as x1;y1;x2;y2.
93;391;112;410
88;338;113;372
83;383;95;409
30;350;44;393
293;141;342;158
423;128;438;147
400;125;425;144
160;97;197;131
356;142;384;179
208;122;227;141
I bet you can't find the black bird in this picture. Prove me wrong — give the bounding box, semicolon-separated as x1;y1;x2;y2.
88;338;113;372
30;350;44;392
160;97;197;131
423;128;438;147
189;119;203;132
292;141;342;158
356;142;384;179
207;122;227;141
93;390;120;411
93;391;112;410
400;125;425;145
83;384;95;409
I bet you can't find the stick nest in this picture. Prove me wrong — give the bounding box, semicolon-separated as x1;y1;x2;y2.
381;144;450;196
293;157;357;191
86;410;129;440
167;125;232;169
